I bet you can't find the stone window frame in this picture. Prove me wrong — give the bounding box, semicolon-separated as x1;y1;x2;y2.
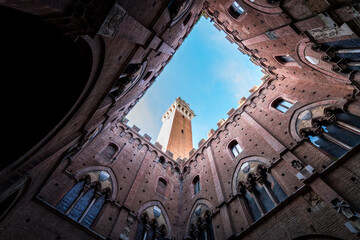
236;160;288;222
289;99;347;142
289;100;360;159
228;139;243;159
185;199;215;238
136;201;173;239
271;97;294;113
273;54;300;68
227;1;246;20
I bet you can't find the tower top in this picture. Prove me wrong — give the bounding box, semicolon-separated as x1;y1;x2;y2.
161;97;195;121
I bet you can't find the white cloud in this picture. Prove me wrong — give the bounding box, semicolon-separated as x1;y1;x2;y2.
126;97;161;142
215;58;263;100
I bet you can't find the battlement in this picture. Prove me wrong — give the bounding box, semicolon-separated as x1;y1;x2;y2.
161;97;195;121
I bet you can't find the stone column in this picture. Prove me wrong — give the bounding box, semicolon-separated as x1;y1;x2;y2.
205;146;234;238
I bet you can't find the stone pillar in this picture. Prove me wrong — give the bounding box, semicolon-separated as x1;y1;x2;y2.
110;148;151;239
205;146;234;238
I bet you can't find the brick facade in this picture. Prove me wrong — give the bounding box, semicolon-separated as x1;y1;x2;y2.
1;0;360;240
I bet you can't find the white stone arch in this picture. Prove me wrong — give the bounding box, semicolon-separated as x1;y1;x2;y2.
137;200;173;237
289;98;347;141
74;166;118;200
184;198;216;236
231;156;271;195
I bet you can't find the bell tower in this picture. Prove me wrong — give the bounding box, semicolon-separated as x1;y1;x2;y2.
156;97;195;159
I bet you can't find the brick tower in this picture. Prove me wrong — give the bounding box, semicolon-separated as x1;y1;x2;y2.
156;97;195;159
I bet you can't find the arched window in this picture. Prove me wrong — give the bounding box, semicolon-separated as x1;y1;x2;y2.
274;55;300;67
237;161;287;221
272;98;293;113
297;108;360;159
159;156;165;165
56;170;112;228
188;204;214;240
193;176;200;195
102;143;118;159
275;55;295;64
228;1;244;19
229;140;243;158
156;178;167;196
135;206;167;240
312;39;360;73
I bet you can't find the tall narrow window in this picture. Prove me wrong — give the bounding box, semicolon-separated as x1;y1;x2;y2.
156;178;167;196
228;1;244;19
193;176;200;195
229;140;243;158
273;98;293;113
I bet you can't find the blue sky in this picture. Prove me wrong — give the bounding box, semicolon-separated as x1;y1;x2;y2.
126;17;263;148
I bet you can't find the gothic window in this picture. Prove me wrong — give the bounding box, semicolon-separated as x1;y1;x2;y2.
272;98;293;113
56;170;112;229
102;143;118;159
297;108;360;159
135;206;167;240
228;1;244;19
313;39;360;73
237;161;287;221
188;204;214;240
193;176;200;195
229;140;243;158
156;178;167;196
